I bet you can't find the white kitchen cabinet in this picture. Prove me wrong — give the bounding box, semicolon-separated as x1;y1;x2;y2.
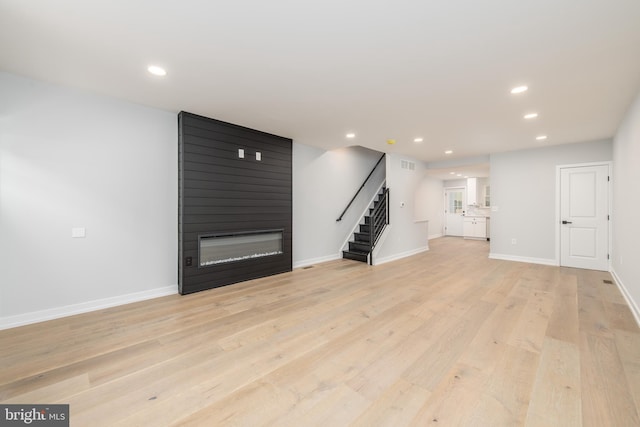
463;216;487;239
467;178;477;206
483;185;490;207
468;177;491;207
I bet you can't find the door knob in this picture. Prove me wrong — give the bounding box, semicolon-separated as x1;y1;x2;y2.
562;220;572;224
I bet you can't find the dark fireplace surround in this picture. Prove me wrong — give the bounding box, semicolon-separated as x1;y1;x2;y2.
178;112;292;295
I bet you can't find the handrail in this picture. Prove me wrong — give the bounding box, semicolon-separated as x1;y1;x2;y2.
336;153;386;222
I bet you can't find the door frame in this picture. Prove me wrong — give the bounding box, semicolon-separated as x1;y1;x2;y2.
555;161;612;269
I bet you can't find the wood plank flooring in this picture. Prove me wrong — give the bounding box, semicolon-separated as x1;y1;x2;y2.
1;237;639;426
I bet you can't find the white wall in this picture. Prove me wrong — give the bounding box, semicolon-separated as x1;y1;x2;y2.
293;147;437;266
375;154;429;263
415;175;444;239
0;72;178;328
0;73;390;327
292;143;384;267
490;139;612;264
612;90;640;323
6;70;630;329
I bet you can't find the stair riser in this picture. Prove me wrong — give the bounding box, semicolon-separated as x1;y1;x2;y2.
354;232;371;243
349;242;371;252
342;251;368;263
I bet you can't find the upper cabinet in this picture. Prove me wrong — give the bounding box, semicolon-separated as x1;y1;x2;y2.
483;184;491;207
467;177;490;206
467;178;478;205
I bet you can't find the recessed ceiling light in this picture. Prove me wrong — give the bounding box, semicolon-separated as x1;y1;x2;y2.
346;133;356;139
450;172;456;175
464;176;469;178
511;85;528;94
147;65;167;76
536;135;548;140
524;113;539;119
445;150;453;154
457;174;462;177
413;138;423;143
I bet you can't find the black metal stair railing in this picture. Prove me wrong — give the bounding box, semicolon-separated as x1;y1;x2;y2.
369;188;389;258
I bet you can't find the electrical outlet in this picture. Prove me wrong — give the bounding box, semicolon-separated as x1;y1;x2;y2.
511;238;517;245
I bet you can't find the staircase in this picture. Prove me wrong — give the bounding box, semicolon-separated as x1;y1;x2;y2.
343;188;389;264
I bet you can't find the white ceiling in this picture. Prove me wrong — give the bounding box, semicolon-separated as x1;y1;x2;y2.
427;163;490;182
2;1;640;167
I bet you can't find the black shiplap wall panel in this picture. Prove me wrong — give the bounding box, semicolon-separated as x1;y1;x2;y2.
183;153;290;174
183;124;292;154
184;199;291;207
183;171;289;186
178;111;292;295
183;181;291;194
184;189;291;200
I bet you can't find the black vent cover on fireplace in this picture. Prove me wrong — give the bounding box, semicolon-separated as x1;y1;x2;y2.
178;112;292;295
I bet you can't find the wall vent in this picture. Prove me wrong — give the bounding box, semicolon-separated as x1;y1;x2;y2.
401;160;415;171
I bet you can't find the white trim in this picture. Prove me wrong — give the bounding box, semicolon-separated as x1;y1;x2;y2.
610;269;640;328
489;253;558;266
374;246;429;266
428;233;444;240
293;254;341;269
0;285;178;330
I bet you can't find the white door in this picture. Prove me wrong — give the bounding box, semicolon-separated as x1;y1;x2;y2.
560;164;609;270
444;188;465;236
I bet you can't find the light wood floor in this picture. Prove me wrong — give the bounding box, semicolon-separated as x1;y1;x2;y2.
1;237;639;426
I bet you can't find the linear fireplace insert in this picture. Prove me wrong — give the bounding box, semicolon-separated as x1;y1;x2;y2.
199;230;284;267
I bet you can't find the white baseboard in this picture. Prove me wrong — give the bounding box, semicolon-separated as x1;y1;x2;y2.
428;233;443;240
374;246;429;266
0;285;179;331
489;253;558;267
610;269;640;328
293;254;341;269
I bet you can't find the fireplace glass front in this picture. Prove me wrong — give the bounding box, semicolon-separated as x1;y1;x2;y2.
199;230;284;267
